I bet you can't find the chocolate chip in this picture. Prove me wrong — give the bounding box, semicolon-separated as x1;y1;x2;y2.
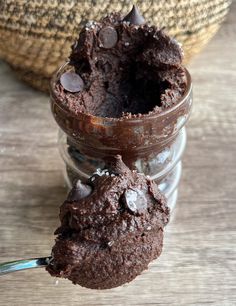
106;155;130;175
67;180;92;201
124;188;147;215
123;5;146;25
98;26;118;49
60;71;84;93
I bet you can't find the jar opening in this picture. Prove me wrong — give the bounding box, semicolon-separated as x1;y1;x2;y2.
51;64;192;123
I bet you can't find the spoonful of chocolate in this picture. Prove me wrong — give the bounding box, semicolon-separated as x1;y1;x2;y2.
0;156;169;290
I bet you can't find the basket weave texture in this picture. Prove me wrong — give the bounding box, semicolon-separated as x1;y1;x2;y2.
0;0;231;92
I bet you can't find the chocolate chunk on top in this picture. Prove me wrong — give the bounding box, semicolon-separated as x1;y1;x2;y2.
124;188;148;215
105;154;131;175
47;155;169;289
60;71;84;93
67;180;92;201
98;26;118;49
123;5;146;25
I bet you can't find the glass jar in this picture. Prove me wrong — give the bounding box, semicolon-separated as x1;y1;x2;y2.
50;63;193;212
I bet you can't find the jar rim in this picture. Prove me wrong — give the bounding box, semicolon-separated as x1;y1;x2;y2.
50;62;192;124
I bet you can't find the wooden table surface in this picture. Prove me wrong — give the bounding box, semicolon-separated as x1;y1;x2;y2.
0;3;236;306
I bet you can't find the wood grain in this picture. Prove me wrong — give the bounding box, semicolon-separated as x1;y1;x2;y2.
0;3;236;306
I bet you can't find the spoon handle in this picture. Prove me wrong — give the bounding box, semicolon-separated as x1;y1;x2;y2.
0;257;52;275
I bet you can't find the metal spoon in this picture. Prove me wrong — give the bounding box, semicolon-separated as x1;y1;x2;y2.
0;257;52;275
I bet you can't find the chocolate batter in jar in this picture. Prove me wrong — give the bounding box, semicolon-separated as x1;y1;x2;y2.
50;7;193;211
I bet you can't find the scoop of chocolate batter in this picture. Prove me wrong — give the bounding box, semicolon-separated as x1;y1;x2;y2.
47;156;169;289
56;5;186;118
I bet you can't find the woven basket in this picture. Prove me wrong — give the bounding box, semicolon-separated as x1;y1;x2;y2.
0;0;231;92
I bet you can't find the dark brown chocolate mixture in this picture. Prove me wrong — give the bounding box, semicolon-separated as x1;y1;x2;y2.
47;156;169;289
56;6;186;118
